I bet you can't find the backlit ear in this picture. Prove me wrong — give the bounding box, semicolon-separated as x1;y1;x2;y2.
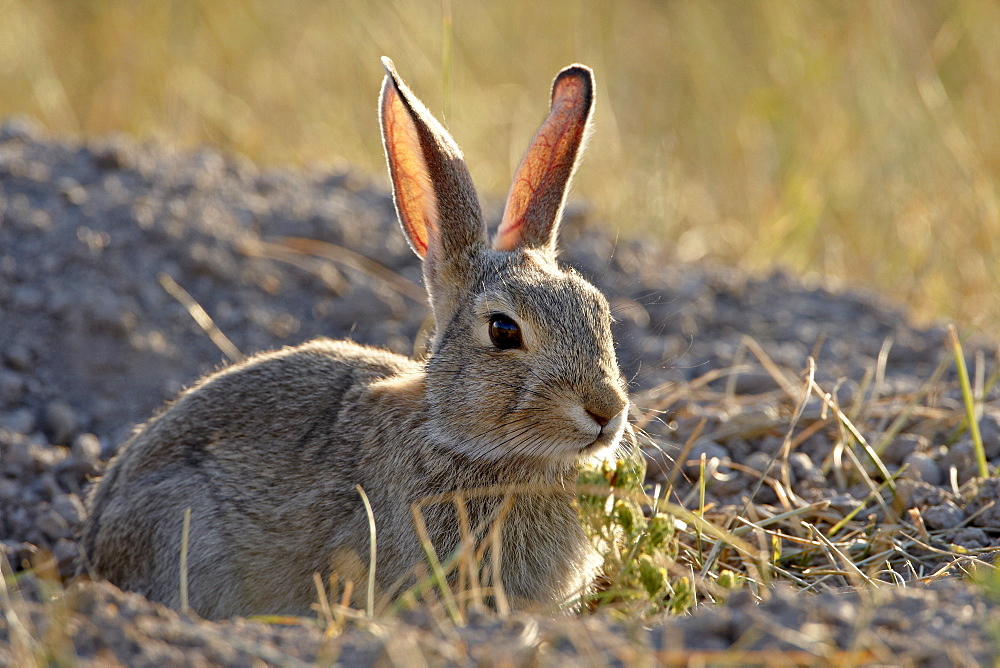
379;57;485;268
495;65;594;253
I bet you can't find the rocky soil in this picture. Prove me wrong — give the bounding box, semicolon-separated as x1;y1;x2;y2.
1;117;998;664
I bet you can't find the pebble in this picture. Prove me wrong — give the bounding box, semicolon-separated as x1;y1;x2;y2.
29;470;63;500
58;176;89;205
881;433;926;466
13;284;45;310
3;343;34;371
788;452;825;488
939;439;983;485
728;371;779;395
940;439;975;470
0;370;25;405
12;207;52;234
36;507;71;541
89;135;136;170
1;407;36;434
743;451;776;475
978;411;1000;459
71;432;104;473
945;528;990;550
708;465;745;496
755;435;784;455
52;494;86;526
7;508;30;536
827;493;862;514
921;501;966;531
685;438;728;471
0;116;42;142
714;438;747;465
0;478;19;502
965;478;1000;529
44;400;79;445
53;538;79;574
901;452;942;486
27;433;62;462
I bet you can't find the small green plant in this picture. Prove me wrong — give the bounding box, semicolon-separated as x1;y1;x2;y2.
577;451;744;615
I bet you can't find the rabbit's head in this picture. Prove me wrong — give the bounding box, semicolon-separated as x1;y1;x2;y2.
380;58;627;466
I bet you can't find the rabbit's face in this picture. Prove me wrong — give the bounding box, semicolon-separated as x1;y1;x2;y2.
380;58;623;467
425;249;629;465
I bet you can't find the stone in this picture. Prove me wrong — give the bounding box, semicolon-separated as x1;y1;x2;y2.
827;493;862;514
0;370;25;405
0;116;42;142
894;479;948;511
941;440;975;475
3;344;33;371
52;494;86;526
945;528;991;550
53;538;79;576
71;432;104;473
978;411;1000;459
922;501;966;531
901;452;942;486
788;452;823;487
0;408;36;434
686;438;728;471
36;508;71;541
881;433;926;467
744;451;776;475
965;478;1000;529
44;400;79;445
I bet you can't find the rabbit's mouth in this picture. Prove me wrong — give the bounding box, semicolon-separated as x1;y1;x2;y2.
578;405;628;456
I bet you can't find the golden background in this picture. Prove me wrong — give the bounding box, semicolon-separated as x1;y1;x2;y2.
2;1;997;333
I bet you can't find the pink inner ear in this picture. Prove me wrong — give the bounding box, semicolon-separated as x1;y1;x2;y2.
381;77;439;259
495;69;591;252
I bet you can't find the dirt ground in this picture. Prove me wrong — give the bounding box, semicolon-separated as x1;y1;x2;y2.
1;118;998;665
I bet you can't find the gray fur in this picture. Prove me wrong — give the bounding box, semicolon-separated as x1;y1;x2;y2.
81;59;628;619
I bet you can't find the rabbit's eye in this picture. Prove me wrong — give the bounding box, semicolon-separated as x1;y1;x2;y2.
489;314;522;350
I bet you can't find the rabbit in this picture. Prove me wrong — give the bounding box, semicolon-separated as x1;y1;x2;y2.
80;57;630;620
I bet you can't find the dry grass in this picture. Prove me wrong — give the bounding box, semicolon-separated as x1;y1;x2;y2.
1;0;998;332
643;332;1000;596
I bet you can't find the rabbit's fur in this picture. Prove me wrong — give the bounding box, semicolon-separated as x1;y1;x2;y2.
81;58;629;619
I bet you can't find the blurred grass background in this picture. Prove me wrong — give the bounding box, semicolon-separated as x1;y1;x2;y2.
1;0;997;334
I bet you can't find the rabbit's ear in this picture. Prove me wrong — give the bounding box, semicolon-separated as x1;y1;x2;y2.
495;65;594;254
379;58;486;276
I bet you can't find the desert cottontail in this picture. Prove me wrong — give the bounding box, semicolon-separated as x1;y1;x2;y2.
81;57;629;619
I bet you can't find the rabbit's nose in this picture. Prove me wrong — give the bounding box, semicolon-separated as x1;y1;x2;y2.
585;409;610;427
583;392;627;428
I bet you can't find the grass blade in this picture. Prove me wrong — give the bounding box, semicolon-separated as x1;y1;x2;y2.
356;485;378;619
948;325;988;478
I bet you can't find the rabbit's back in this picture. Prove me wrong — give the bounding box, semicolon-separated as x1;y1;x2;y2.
82;338;421;618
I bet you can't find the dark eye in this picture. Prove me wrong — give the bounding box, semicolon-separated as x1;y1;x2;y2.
488;314;522;349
